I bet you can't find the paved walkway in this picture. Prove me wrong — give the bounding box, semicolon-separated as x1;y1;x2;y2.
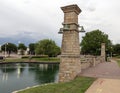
79;60;120;93
80;60;120;79
85;78;120;93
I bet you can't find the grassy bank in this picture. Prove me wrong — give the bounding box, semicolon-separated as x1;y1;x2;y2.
4;57;60;62
117;60;120;67
17;77;95;93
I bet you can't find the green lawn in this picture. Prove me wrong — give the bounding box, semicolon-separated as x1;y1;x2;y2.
117;60;120;67
34;57;60;62
4;58;27;62
4;57;60;62
17;77;95;93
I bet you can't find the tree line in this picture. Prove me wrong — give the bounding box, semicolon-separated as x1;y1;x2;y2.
1;30;120;57
0;39;60;57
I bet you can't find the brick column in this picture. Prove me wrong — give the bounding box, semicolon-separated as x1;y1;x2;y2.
58;4;81;82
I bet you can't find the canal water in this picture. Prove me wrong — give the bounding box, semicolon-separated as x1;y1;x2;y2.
0;63;59;93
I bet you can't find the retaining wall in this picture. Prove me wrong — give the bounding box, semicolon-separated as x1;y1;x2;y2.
80;55;103;70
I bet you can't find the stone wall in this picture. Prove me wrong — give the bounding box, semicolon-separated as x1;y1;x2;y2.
59;55;81;82
59;54;104;82
80;55;103;70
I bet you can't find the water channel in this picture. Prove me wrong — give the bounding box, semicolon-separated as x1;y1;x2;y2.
0;63;59;93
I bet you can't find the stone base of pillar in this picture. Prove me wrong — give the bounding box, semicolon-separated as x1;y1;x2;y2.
59;55;81;82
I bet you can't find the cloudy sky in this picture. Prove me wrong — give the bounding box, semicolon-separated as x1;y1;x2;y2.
0;0;120;46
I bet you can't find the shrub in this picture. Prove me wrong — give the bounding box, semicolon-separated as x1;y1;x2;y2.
21;55;48;59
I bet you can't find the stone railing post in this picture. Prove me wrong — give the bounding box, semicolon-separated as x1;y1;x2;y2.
101;43;106;62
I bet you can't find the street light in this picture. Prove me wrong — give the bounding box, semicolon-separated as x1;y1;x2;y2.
58;25;85;34
111;46;113;58
79;26;85;33
5;43;8;58
79;26;86;54
17;41;21;55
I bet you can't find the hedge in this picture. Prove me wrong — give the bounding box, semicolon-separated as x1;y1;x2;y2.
21;55;48;58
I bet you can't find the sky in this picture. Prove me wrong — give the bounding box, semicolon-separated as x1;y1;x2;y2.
0;0;120;46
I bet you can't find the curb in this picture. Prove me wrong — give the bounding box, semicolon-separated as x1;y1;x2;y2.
12;82;57;93
0;62;60;64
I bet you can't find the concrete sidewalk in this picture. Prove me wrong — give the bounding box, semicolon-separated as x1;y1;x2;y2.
85;78;120;93
79;60;120;93
80;60;120;79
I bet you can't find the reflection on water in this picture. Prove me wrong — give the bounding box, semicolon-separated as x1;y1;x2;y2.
0;63;59;93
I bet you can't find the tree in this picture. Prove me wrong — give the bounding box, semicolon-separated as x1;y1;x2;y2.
1;43;17;56
112;44;120;56
18;43;27;50
80;29;112;55
29;43;35;55
35;39;60;57
18;43;27;55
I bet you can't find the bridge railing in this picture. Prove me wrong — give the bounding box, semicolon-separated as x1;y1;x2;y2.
80;55;103;70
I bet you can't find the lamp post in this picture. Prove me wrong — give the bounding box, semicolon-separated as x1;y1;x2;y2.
111;46;112;58
79;26;85;53
17;41;21;55
79;26;85;33
5;43;8;58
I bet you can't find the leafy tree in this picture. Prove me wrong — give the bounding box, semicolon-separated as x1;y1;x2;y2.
29;43;35;55
1;43;17;56
112;44;120;56
80;29;112;55
35;39;60;57
18;43;27;55
18;43;27;50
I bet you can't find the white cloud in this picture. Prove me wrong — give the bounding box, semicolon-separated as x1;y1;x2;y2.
0;0;120;45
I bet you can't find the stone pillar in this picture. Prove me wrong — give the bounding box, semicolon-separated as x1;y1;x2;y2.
58;4;81;82
101;43;106;62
